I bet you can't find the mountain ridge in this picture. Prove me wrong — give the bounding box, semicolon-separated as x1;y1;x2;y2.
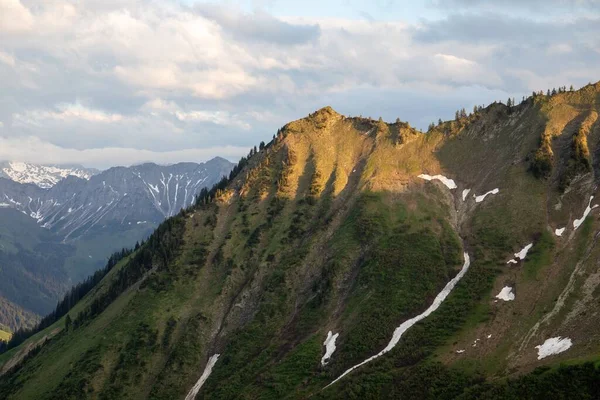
2;82;600;399
0;157;234;330
0;162;98;189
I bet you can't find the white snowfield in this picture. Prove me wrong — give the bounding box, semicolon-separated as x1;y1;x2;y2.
573;196;598;230
555;227;565;237
495;286;515;301
462;189;471;201
418;174;457;189
474;188;499;203
321;331;340;366
1;161;94;188
514;243;533;260
535;337;572;360
326;253;471;388
185;354;220;400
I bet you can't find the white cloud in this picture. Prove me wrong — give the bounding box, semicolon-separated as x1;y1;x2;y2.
0;136;247;169
0;0;34;33
14;103;124;126
547;43;573;55
0;0;598;167
0;51;15;67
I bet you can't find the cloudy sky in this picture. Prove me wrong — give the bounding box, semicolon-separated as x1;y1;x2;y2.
1;0;599;169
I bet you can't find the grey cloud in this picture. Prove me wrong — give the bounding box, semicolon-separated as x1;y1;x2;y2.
429;0;600;13
413;13;599;44
194;4;321;45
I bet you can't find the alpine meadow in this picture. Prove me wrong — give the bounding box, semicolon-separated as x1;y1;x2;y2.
3;84;600;398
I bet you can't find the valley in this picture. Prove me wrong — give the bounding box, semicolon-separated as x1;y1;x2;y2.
0;158;233;330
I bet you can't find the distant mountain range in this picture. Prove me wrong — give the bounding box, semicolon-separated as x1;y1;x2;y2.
0;158;234;329
0;161;98;189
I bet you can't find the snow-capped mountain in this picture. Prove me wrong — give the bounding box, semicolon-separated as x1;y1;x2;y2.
0;158;233;241
0;157;234;325
0;161;99;189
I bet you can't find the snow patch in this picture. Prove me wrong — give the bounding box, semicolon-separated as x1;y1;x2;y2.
321;331;339;366
327;252;471;387
474;188;499;203
462;189;471;201
456;349;465;354
573;196;598;230
555;227;565;236
495;286;515;301
535;337;572;360
514;243;533;260
418;174;457;189
185;354;220;400
507;259;518;264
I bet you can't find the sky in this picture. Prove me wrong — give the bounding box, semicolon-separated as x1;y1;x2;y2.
1;0;599;169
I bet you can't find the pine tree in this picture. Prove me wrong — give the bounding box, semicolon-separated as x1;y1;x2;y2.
65;314;72;331
570;85;574;91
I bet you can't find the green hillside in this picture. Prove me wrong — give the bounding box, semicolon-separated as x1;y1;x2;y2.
2;83;600;399
0;209;73;328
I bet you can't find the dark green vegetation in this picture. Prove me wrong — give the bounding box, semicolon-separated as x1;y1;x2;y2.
2;83;600;399
1;248;133;352
0;209;73;324
0;159;234;330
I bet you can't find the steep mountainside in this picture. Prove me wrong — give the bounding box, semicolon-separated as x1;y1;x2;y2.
2;83;600;399
0;158;233;328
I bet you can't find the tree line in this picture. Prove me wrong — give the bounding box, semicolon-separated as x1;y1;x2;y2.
0;248;134;352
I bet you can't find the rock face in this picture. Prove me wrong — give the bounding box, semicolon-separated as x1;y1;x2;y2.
0;157;234;325
4;84;600;399
0;158;233;240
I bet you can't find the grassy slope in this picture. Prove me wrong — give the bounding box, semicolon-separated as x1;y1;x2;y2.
4;87;600;399
0;330;10;342
0;209;72;321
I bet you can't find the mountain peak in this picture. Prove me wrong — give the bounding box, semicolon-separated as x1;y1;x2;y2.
0;161;97;189
312;106;340;117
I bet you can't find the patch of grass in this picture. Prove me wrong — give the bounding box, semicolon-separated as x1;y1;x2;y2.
523;230;555;280
0;329;11;342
